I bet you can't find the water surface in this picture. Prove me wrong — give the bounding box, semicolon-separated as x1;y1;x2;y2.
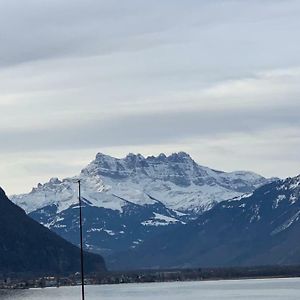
1;277;300;300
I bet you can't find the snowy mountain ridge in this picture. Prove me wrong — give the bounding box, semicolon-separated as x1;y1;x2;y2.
12;151;272;215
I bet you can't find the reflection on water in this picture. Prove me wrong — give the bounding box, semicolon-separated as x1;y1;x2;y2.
1;278;300;300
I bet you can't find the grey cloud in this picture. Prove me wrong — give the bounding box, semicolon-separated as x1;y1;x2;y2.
0;0;194;67
1;103;299;152
1;0;300;193
1;0;300;69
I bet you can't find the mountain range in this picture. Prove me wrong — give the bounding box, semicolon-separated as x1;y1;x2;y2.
110;175;300;270
11;152;272;258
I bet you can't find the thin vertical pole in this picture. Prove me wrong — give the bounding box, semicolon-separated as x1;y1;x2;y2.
78;180;85;300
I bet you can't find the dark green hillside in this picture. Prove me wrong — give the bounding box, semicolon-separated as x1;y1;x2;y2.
0;187;106;275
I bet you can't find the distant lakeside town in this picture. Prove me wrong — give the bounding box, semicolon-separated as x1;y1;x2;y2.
2;265;300;290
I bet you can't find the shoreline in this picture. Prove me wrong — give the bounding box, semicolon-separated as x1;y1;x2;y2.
4;275;300;291
2;265;300;290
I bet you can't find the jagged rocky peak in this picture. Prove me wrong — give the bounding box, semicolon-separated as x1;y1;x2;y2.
95;152;116;164
125;153;145;160
95;152;145;161
88;153;121;175
30;178;63;193
167;151;193;162
49;177;62;184
87;152;150;176
285;174;300;188
93;151;194;167
89;151;196;174
276;174;300;198
124;153;148;168
156;153;167;161
145;152;193;163
81;151;270;190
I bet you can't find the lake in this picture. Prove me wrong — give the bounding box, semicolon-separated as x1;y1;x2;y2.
1;278;300;299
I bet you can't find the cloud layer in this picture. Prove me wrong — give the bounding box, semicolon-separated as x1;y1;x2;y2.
1;0;300;193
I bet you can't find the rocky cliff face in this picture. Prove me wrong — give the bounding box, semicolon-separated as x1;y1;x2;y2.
13;152;271;214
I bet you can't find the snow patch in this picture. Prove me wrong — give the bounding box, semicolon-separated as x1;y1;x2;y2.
273;195;286;209
271;211;300;235
141;213;183;226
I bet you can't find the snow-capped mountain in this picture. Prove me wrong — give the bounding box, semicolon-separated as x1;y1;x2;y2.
11;152;272;256
112;175;300;270
13;152;272;214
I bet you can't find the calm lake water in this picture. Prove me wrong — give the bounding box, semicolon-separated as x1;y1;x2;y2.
1;278;300;300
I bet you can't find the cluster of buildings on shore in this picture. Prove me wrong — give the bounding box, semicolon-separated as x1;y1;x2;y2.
0;269;204;289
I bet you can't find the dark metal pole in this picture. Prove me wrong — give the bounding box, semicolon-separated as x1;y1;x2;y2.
78;180;85;300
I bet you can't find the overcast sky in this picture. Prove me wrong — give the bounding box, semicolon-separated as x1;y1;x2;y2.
1;0;300;194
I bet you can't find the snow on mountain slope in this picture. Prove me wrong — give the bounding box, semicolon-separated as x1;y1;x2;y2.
141;212;184;227
12;152;272;214
10;152;274;257
109;174;300;270
12;176;128;214
81;151;273;212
